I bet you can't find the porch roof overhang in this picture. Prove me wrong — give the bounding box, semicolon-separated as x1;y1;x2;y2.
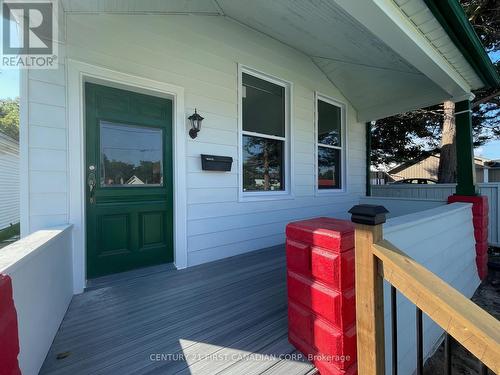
61;0;499;121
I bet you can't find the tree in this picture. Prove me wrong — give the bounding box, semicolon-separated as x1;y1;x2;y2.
0;98;19;141
438;101;457;182
242;137;283;191
371;0;499;182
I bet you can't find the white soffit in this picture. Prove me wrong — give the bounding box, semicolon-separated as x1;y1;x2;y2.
394;0;483;90
60;0;222;14
60;0;475;120
218;0;450;120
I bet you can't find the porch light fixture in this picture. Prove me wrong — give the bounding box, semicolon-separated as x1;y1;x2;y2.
188;109;204;139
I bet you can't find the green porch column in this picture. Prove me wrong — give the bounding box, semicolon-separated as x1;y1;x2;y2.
455;99;477;196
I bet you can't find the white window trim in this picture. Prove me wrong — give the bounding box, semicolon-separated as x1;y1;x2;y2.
315;92;348;195
237;65;294;201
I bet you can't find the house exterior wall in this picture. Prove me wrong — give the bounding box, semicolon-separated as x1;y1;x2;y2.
390;154;485;182
0;134;19;231
24;14;366;271
489;168;500;182
390;154;440;180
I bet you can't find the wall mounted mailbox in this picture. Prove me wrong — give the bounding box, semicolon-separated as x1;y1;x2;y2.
201;154;233;172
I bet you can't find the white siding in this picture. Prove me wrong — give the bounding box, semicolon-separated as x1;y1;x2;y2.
0;134;19;230
26;14;366;267
372;183;500;246
25;64;68;233
383;203;480;375
359;196;445;217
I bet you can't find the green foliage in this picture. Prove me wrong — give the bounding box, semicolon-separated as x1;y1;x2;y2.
371;108;442;166
460;0;499;51
0;97;20;141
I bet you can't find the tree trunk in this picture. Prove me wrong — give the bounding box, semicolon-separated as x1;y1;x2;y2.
438;101;457;183
263;141;270;190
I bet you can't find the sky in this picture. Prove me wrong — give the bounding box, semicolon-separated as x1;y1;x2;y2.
475;51;500;160
0;18;19;98
0;69;19;99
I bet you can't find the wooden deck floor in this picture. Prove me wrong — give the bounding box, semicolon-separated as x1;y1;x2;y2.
40;246;317;375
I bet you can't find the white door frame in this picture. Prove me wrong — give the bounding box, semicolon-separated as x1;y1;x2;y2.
67;59;187;293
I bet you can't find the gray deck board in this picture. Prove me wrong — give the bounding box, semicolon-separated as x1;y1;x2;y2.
40;246;317;375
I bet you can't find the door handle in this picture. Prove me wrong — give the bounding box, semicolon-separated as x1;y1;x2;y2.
88;172;96;204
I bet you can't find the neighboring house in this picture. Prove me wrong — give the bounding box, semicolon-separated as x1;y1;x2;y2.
370;169;396;185
124;175;145;185
0;132;19;231
1;1;499;374
483;160;500;182
388;152;499;183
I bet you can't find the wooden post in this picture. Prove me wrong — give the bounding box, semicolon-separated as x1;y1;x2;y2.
349;204;389;375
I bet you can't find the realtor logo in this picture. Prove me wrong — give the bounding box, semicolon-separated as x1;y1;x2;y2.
2;0;58;69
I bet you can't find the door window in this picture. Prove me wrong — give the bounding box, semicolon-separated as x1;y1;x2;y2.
100;121;163;187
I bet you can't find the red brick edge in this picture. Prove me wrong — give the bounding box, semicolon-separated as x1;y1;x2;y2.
448;195;489;280
0;274;21;375
286;217;357;375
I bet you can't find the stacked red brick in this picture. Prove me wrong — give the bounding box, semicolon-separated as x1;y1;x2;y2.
286;217;357;375
0;275;21;375
448;195;489;280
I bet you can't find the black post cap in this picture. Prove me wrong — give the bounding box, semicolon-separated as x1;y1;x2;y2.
348;204;389;225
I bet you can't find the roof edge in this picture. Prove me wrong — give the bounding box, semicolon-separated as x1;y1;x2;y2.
422;0;499;89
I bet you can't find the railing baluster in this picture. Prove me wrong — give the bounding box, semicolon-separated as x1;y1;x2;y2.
391;286;398;375
444;333;451;375
416;307;423;375
479;362;488;375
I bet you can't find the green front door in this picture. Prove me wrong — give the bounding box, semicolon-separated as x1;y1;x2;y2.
85;83;173;279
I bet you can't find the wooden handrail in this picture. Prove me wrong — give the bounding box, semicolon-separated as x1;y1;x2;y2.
373;239;500;374
349;204;500;375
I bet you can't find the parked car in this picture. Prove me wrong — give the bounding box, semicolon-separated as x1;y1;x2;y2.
392;178;438;184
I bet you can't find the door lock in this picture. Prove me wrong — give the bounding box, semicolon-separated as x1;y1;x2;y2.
88;172;96;204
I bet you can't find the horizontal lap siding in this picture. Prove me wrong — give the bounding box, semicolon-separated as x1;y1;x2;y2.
32;14;365;265
0;140;19;230
26;33;68;232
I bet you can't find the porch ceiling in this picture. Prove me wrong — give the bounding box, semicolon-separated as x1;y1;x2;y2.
61;0;480;121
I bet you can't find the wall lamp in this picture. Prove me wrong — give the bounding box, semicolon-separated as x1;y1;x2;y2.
188;109;204;139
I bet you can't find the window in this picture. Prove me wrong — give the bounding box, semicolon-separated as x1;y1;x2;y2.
100;121;163;187
316;96;344;190
241;71;287;193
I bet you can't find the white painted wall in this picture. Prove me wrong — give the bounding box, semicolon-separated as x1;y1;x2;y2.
0;133;19;230
372;183;500;246
382;203;480;375
359;196;445;218
0;225;73;375
20;0;68;236
25;14;366;276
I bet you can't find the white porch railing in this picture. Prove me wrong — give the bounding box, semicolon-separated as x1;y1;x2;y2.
0;225;73;375
371;183;500;246
352;203;498;375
